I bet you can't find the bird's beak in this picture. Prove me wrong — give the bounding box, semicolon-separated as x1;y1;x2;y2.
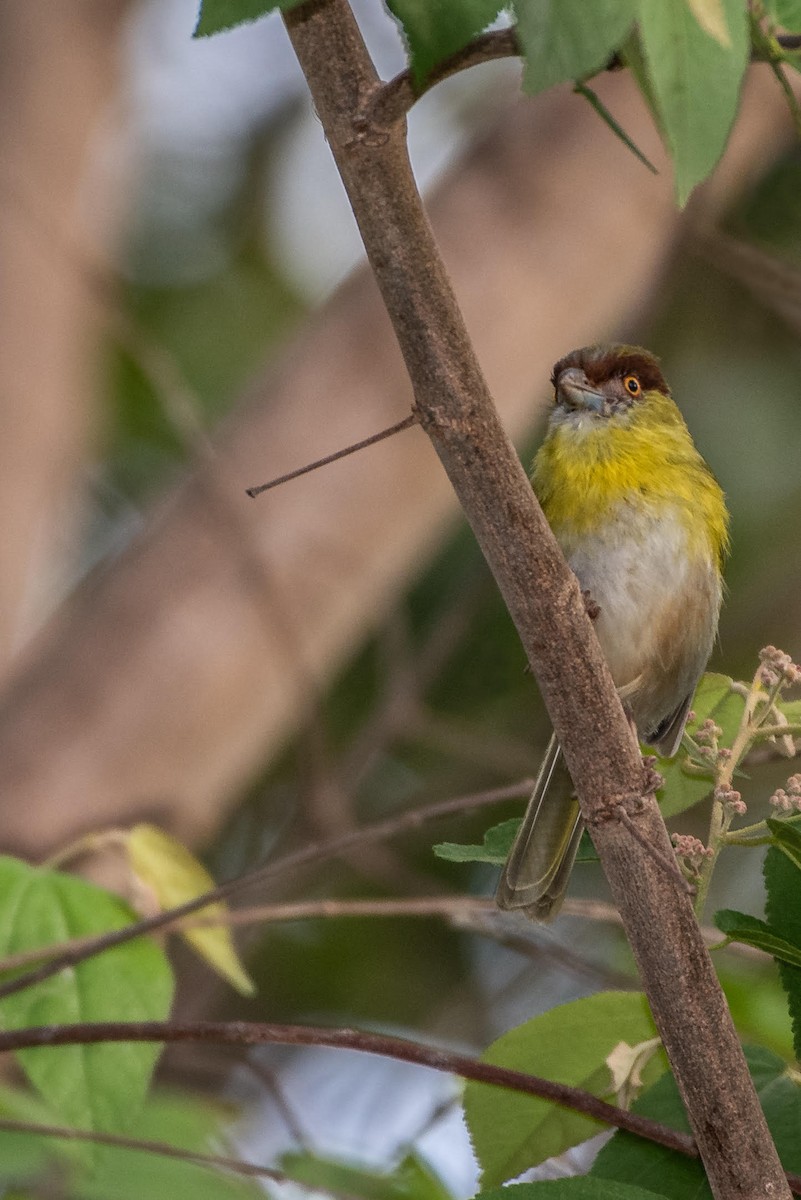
555;367;605;415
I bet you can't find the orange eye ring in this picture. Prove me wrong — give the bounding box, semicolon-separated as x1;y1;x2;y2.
623;374;641;397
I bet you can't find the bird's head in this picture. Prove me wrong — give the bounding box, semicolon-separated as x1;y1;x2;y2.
549;344;670;428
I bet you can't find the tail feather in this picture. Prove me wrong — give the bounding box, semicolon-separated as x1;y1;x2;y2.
496;734;583;921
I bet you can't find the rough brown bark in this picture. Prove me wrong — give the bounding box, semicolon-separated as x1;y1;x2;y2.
280;3;790;1196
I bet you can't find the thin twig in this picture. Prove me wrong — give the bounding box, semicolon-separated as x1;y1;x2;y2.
0;779;534;1000
245;414;418;496
362;28;520;130
243;1057;311;1147
0;1117;290;1186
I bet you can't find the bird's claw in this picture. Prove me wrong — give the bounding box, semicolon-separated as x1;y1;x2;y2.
582;589;601;622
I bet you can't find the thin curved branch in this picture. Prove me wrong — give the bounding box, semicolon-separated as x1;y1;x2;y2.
0;779;534;1001
361;25;801;132
0;1018;698;1160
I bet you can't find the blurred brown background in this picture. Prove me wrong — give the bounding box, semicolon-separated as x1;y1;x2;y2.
1;0;801;1187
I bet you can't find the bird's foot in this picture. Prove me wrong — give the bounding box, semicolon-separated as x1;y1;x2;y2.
641;754;664;795
582;589;601;622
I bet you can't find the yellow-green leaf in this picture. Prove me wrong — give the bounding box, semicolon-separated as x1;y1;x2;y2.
127;825;254;996
685;0;731;46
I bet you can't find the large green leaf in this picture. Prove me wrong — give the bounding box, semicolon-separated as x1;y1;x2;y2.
465;992;661;1186
764;842;801;1060
591;1045;801;1195
194;0;305;37
637;0;748;203
385;0;505;85
514;0;637;95
0;858;174;1144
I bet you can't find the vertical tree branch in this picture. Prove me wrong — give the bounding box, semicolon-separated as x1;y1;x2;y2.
280;1;789;1195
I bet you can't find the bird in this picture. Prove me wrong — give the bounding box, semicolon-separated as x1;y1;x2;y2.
496;344;729;920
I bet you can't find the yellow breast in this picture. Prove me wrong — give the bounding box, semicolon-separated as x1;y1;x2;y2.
531;389;729;743
532;391;728;571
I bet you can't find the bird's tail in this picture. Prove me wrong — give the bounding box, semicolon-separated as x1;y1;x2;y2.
495;733;583;921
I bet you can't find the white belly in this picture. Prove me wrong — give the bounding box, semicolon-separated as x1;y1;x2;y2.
556;501;719;736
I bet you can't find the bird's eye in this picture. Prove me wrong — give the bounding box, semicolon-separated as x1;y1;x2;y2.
623;374;641;397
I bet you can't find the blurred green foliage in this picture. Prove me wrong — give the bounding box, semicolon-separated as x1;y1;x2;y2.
91;72;801;1188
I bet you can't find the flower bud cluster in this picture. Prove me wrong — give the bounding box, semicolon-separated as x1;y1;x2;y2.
695;719;723;747
758;645;801;688
713;785;746;815
692;717;725;764
770;774;801;813
671;833;713;875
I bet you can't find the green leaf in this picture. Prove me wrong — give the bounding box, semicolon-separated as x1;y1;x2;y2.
281;1150;453;1200
592;1045;801;1194
765;0;801;27
0;1082;72;1184
435;821;596;866
385;0;505;86
194;0;305;37
0;857;174;1146
653;754;713;819
655;674;742;818
713;908;801;968
434;818;520;864
779;697;801;726
767;817;801;870
514;0;637;96
86;1089;263;1200
637;0;748;203
685;0;731;46
688;673;745;744
575;830;599;862
477;1182;668;1200
465;992;662;1186
765;842;801;1060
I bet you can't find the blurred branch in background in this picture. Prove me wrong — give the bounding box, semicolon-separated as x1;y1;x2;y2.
0;1;129;669
1;59;797;856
